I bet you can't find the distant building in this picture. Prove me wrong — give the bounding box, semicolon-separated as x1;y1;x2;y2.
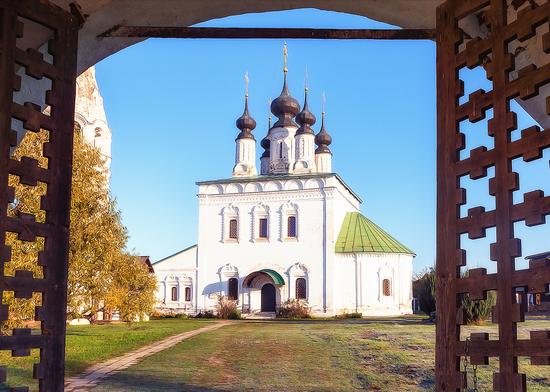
153;49;415;316
138;256;155;274
525;251;550;311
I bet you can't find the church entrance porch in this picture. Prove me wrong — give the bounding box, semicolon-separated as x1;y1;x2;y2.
261;284;276;312
242;269;285;314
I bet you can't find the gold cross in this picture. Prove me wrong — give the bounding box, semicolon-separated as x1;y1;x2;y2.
283;42;288;73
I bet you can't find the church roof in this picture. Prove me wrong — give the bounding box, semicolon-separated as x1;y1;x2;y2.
138;256;155;273
525;251;550;261
152;244;197;265
336;212;415;255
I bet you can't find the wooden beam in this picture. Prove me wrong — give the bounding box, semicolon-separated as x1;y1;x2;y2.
98;26;436;40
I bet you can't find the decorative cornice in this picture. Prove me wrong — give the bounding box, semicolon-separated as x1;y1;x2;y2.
198;189;333;205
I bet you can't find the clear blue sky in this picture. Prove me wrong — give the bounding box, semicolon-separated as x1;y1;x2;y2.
95;9;549;274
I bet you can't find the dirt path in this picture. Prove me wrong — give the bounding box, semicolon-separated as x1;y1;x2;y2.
64;320;231;391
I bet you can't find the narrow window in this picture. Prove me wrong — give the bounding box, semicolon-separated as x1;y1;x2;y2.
296;278;307;300
171;286;178;301
287;216;297;238
259;218;268;238
382;279;391;297
279;141;283;159
228;278;238;300
229;218;238;239
185;287;191;302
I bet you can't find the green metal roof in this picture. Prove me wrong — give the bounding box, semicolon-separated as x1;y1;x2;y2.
335;212;415;255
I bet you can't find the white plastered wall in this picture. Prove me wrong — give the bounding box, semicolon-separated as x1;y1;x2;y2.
334;252;414;316
153;245;198;313
196;174;360;315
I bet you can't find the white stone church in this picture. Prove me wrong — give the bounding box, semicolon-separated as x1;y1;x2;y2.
154;59;415;317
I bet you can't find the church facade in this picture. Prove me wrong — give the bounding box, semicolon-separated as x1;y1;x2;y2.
154;56;415;316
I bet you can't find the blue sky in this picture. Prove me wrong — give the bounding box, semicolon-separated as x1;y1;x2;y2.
95;9;548;274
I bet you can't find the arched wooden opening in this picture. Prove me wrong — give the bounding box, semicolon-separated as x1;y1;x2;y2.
287;215;297;238
229;218;238;239
382;279;391;297
261;283;276;312
228;277;238;300
184;286;191;302
171;286;178;301
295;277;306;300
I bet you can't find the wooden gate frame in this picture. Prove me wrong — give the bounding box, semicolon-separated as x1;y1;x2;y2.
436;0;550;390
0;0;77;390
0;0;549;390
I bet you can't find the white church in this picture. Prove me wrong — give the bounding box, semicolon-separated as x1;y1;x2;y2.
154;52;415;317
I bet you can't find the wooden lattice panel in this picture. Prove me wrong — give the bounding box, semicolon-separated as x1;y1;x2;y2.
0;0;77;390
436;0;550;391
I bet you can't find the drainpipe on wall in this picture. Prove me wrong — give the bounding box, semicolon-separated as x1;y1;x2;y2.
321;188;327;313
355;254;359;313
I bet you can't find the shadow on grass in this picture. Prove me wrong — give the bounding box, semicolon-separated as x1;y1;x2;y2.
96;372;236;392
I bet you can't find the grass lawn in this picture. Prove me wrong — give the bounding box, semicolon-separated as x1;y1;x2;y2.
92;317;550;392
1;318;213;391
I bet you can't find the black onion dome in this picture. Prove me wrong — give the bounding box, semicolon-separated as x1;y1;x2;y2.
295;88;316;136
270;72;300;128
315;113;332;154
236;95;256;140
260;135;270;158
260;115;272;159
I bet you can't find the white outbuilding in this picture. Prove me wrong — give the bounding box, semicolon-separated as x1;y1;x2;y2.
153;49;415;316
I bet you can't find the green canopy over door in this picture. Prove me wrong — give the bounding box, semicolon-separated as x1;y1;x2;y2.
242;269;285;288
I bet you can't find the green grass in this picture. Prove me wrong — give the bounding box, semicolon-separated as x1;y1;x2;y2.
3;317;550;391
1;319;213;391
92;317;550;392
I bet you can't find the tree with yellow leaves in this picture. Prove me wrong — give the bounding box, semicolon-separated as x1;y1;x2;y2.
2;127;156;333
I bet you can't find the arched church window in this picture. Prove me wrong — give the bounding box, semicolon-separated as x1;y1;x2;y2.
382;279;392;297
95;127;102;137
259;218;268;238
229;219;238;239
279;141;283;159
171;286;178;301
228;278;238;300
185;287;191;302
287;216;297;238
296;278;307;300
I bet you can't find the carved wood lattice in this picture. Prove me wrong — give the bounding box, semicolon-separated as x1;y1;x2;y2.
0;0;77;390
436;0;550;390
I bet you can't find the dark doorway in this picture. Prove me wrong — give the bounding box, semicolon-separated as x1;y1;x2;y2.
228;277;239;300
261;283;276;312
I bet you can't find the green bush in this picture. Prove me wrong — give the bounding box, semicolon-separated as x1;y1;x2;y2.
277;299;311;319
215;296;241;319
150;311;189;320
461;290;496;325
414;268;436;315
